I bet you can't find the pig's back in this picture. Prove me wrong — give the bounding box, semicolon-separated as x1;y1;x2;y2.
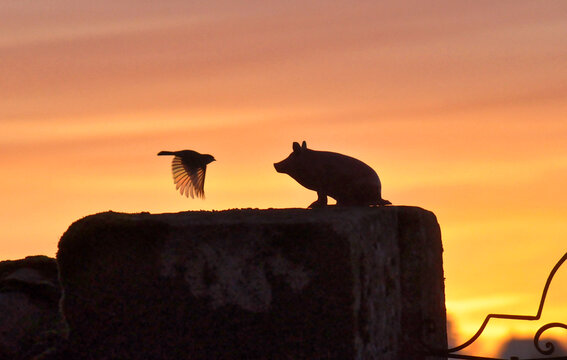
312;151;381;205
316;151;377;178
309;150;380;192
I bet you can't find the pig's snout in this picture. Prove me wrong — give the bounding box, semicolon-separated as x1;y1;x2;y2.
274;160;287;173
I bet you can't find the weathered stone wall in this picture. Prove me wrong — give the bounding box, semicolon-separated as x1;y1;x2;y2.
57;207;446;359
0;256;62;360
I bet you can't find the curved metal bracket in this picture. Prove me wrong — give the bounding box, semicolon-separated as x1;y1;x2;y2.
534;322;567;355
444;252;567;357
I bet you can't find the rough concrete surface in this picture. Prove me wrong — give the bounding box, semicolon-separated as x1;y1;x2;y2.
57;206;446;359
0;256;62;360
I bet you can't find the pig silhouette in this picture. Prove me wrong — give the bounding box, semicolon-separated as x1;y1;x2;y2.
274;141;391;208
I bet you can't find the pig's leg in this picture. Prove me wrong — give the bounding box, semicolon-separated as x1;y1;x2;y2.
308;191;328;208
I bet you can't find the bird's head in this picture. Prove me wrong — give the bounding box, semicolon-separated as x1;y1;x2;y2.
203;154;216;165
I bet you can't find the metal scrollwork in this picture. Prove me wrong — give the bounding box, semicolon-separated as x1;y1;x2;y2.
437;252;567;360
534;322;567;355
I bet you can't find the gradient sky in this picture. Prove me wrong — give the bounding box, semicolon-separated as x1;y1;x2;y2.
2;1;567;356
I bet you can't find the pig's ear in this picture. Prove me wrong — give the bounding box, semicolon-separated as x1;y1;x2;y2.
301;141;307;150
292;142;301;153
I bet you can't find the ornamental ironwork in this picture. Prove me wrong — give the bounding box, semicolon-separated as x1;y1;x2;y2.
433;252;567;360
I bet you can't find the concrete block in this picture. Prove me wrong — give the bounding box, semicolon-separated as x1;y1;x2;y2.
57;207;446;359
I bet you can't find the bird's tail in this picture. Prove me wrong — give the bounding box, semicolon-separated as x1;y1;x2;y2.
157;151;176;156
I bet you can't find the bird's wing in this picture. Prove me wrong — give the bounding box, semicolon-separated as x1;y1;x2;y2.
171;156;206;199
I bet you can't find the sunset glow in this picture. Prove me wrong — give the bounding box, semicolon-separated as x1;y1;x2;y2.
2;1;567;356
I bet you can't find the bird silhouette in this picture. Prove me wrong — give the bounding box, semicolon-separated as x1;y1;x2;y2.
157;150;215;198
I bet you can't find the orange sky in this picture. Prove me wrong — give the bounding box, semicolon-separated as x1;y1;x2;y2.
2;1;567;356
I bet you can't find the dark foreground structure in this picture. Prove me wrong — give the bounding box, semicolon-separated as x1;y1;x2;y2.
56;207;447;359
0;256;62;360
